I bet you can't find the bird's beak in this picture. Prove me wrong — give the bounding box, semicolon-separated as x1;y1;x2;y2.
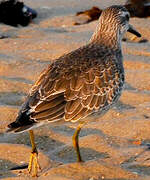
127;24;141;37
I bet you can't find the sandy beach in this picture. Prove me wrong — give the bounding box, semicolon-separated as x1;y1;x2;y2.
0;0;150;179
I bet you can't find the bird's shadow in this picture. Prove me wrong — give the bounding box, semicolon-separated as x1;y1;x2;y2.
121;139;150;176
1;122;149;178
0;159;18;179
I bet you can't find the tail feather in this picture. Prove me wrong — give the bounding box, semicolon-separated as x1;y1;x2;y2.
6;110;36;133
6;123;34;133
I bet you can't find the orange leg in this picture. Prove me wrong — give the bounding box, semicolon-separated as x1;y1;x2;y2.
28;130;40;177
72;122;85;162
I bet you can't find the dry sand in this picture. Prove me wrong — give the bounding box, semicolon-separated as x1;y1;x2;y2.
0;0;150;179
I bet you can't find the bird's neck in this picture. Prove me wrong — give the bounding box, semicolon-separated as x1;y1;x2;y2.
90;25;122;50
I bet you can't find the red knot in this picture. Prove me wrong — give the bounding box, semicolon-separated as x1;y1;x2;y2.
6;5;141;176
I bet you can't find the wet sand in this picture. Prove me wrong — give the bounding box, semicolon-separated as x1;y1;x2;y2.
0;0;150;179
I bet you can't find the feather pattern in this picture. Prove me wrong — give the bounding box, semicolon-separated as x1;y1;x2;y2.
28;51;124;123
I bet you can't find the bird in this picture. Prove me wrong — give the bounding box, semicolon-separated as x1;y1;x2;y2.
6;5;141;177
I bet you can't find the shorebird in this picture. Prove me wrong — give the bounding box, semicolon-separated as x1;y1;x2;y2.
6;5;141;176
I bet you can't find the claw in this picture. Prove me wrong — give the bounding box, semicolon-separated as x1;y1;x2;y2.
28;130;41;177
28;151;41;177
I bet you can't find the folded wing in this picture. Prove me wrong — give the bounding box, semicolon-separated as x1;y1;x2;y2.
28;58;123;123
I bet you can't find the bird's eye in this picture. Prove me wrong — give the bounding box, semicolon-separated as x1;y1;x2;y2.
126;14;129;21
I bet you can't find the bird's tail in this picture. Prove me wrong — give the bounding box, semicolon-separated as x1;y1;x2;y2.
6;111;36;133
6;122;34;133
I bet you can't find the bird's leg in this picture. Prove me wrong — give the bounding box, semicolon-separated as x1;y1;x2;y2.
28;130;40;177
72;122;85;162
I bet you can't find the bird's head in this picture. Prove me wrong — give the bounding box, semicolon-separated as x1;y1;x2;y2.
91;5;141;44
100;5;141;37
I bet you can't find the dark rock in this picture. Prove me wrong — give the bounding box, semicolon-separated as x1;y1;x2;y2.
0;0;37;27
125;0;150;18
75;6;102;25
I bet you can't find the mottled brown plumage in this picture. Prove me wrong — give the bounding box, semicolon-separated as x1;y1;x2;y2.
27;43;124;123
6;5;141;176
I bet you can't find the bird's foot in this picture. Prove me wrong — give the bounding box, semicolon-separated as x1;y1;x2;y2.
28;151;41;177
77;158;84;163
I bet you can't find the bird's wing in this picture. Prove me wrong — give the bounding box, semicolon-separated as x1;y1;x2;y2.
64;63;124;122
28;64;67;122
27;57;124;123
